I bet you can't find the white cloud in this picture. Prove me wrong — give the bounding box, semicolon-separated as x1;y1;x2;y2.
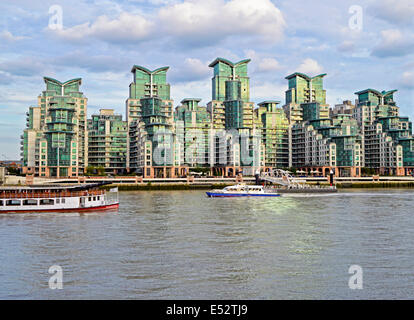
49;0;285;46
244;50;282;73
185;58;210;77
158;0;286;43
296;58;323;75
172;80;211;104
337;40;355;52
369;0;414;26
0;31;27;42
380;29;403;43
50;12;153;43
256;58;281;72
399;71;414;88
250;81;285;102
0;57;47;77
170;58;210;82
371;29;414;57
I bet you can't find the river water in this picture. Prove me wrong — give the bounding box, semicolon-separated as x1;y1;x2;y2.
0;189;413;299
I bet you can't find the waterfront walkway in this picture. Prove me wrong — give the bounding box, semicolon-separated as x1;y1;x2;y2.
3;174;414;187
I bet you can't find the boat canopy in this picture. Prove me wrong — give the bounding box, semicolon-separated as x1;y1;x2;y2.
0;182;111;193
224;185;264;191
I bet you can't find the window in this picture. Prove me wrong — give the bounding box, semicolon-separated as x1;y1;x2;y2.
0;200;3;206
56;199;60;204
93;197;96;201
88;197;91;201
23;199;38;206
61;198;65;204
40;199;54;205
6;200;21;206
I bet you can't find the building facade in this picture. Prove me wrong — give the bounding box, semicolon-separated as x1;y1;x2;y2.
256;101;289;169
126;65;179;177
22;77;88;177
21;60;414;179
87;109;127;174
352;89;414;175
283;73;329;123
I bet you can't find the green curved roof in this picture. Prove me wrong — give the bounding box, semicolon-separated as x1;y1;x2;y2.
285;72;327;80
258;100;281;106
43;77;82;86
208;57;251;68
181;98;202;104
131;65;169;74
354;89;398;96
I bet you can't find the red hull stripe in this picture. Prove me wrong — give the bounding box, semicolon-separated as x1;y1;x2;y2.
0;203;119;214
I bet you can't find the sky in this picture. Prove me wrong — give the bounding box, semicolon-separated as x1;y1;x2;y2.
0;0;414;159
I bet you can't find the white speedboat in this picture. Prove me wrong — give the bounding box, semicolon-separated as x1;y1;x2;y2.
206;184;281;197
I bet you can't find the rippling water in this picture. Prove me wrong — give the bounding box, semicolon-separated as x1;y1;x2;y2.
0;189;413;299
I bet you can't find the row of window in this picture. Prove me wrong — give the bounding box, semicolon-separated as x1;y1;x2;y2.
0;199;59;206
0;196;101;206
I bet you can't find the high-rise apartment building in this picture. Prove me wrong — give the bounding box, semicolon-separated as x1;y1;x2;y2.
209;58;250;103
353;89;399;127
21;61;414;179
126;65;177;177
174;99;215;174
351;89;414;175
283;73;329;123
330;100;355;117
22;77;88;177
87;109;127;174
291;115;362;176
256;101;289;169
207;57;260;175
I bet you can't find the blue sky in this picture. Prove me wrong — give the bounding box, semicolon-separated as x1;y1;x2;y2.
0;0;413;159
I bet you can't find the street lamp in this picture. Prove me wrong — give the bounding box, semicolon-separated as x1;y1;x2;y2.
329;169;334;186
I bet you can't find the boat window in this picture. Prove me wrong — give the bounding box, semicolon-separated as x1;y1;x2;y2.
39;199;54;205
88;197;91;201
62;198;65;204
93;197;96;201
56;199;60;204
0;200;3;206
6;200;21;206
97;196;100;200
23;199;38;206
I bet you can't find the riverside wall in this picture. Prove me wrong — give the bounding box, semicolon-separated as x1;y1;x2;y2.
3;175;414;189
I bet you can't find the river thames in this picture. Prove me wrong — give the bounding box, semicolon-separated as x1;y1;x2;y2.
0;189;413;299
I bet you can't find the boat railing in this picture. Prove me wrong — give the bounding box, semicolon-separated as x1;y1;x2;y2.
0;190;106;199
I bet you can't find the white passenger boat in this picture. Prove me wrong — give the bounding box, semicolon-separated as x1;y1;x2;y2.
0;183;119;213
206;184;281;197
